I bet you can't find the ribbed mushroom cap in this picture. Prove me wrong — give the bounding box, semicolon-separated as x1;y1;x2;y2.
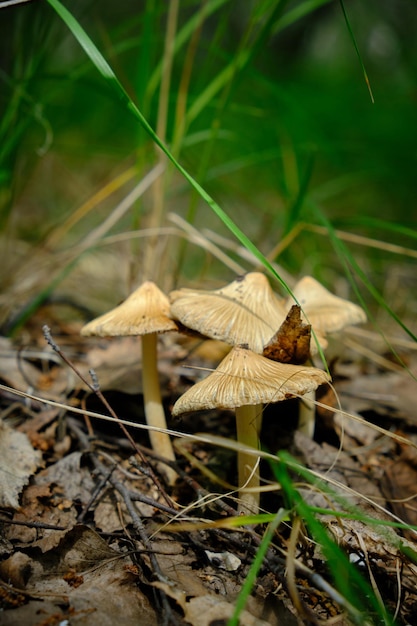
81;281;178;337
172;345;330;415
287;276;366;335
170;272;287;354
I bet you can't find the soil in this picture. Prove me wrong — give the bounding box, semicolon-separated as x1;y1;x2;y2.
1;313;417;625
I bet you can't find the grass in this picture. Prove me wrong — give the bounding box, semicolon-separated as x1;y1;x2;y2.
1;0;417;624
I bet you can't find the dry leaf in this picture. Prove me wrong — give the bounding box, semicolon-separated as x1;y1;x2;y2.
0;420;43;509
83;337;142;393
263;305;311;364
0;337;43;391
381;457;417;535
181;594;271;626
0;525;158;626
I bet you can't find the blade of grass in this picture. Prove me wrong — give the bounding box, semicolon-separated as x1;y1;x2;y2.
275;455;394;625
45;0;293;295
142;0;179;280
310;202;417;346
227;508;288;626
183;0;289;133
336;216;417;240
339;0;374;103
271;0;333;34
275;450;417;539
175;0;290;276
282;153;314;236
144;0;230;105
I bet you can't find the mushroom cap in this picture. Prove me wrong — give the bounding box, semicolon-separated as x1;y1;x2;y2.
170;272;287;354
81;281;178;337
172;345;330;414
287;276;366;335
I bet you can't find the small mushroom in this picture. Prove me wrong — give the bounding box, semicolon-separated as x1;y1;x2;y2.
285;276;367;437
81;281;178;484
287;276;366;335
170;272;287;353
172;345;330;514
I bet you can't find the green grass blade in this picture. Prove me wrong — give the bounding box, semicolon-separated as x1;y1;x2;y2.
227;508;288;626
145;0;230;103
338;216;417;240
339;0;374;103
311;203;417;346
45;0;292;294
272;0;333;34
275;455;395;625
283;154;314;236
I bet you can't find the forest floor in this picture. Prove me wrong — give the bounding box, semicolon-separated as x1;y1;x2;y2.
1;307;417;626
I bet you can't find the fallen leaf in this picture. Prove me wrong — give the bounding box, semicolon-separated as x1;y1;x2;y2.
0;420;43;509
181;593;270;626
0;525;158;626
381;456;417;536
263;305;311;364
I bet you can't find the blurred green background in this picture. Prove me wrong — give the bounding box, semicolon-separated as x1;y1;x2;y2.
1;0;416;331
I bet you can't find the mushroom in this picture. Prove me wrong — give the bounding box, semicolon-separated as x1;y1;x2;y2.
170;272;288;354
172;345;330;514
285;276;367;437
287;276;366;336
170;272;288;492
81;281;178;484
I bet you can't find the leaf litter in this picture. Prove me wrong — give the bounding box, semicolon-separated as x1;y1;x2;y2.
1;312;417;625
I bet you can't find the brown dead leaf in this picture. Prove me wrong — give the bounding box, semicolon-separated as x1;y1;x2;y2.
0;338;43;391
293;432;417;612
4;481;77;550
0;420;43;509
0;579;28;610
0;525;158;626
381;456;417;535
176;591;271;626
151;533;297;626
294;432;388;517
263;305;311;364
35;451;88;502
0;338;78;399
156;579;298;626
85;337;143;394
150;536;212;597
337;370;417;425
0;551;33;588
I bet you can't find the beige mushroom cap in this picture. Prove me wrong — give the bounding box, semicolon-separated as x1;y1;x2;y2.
170;272;287;354
81;281;178;337
287;276;366;335
172;345;330;415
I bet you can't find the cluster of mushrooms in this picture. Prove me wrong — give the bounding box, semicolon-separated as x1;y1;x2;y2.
81;272;366;513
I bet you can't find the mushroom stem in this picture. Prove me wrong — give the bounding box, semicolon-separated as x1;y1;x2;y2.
298;390;316;438
141;332;177;484
235;404;263;514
